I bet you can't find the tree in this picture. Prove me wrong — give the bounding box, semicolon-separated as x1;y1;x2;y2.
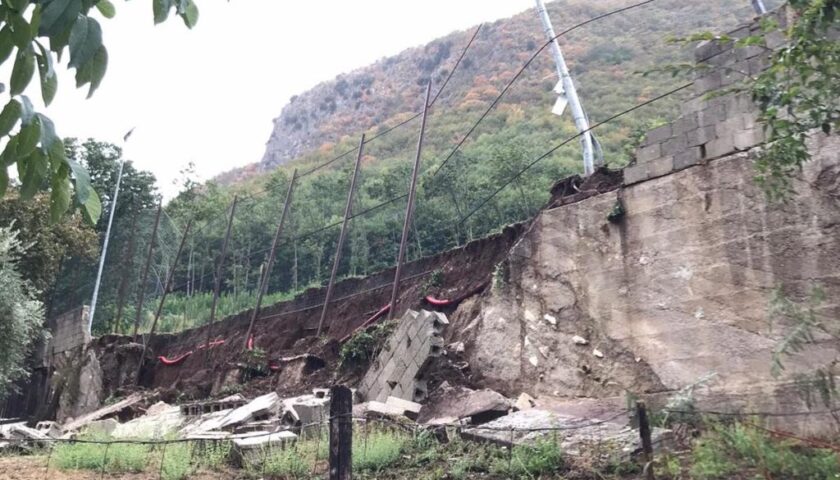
0;0;200;224
0;222;45;400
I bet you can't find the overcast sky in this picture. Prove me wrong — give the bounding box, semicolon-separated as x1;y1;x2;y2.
40;0;537;198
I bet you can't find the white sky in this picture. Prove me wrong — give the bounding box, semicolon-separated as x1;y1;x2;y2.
40;0;536;198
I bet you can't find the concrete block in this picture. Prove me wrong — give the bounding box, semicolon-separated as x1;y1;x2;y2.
623;164;648;185
734;128;765;150
673;113;699;135
695;40;730;63
674;147;704;170
385;396;422;420
643;124;672;146
647;156;674;179
705;48;737;67
765;30;787;50
736;44;765;61
636;144;661;163
661;135;688;156
697;104;727;127
694;71;723;95
686;125;717;146
748;55;771;76
705;134;735;158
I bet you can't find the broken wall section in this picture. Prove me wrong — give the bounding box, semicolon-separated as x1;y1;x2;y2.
359;310;448;403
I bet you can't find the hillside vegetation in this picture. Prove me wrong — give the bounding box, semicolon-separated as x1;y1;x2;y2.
48;0;781;332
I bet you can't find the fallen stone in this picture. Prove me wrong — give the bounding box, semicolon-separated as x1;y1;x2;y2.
35;421;62;439
385;396;422;420
544;314;557;326
593;349;604;358
62;392;145;433
365;401;413;422
572;336;589;345
515;393;537;411
417;386;511;425
85;418;118;437
113;405;183;439
461;409;672;459
448;342;465;354
218;393;280;431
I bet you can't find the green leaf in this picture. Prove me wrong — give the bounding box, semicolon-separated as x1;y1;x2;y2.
10;45;35;96
181;0;198;28
18;95;34;124
19;147;48;199
67;157;92;202
95;0;114;18
85;45;106;97
6;0;30;12
0;99;21;137
16;114;41;157
0;166;8;197
35;44;57;106
8;13;31;48
153;0;173;24
49;168;71;222
0;27;14;65
35;113;58;151
39;0;81;37
1;137;19;167
80;187;101;224
68;15;101;69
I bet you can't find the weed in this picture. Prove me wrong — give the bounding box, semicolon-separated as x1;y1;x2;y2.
247;445;310;479
339;321;396;368
52;436;149;473
160;442;193;480
690;422;840;479
353;428;408;472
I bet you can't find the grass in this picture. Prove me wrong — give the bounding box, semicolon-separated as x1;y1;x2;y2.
690;422;840;480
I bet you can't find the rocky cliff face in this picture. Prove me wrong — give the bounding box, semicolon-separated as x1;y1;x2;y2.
256;0;772;173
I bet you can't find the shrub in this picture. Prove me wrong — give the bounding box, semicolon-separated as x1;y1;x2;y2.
339;321;396;368
353;428;408;472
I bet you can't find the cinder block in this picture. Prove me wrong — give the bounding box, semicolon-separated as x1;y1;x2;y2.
705;48;737;68
697;104;727;127
705;134;735;158
661;135;688;156
748;55;771;76
695;40;730;63
734;128;765;150
736;44;765;61
623;164;648;186
643;124;672;145
765;30;787;50
686;125;716;146
673;113;699;135
636;144;661;163
694;71;723;95
674;147;704;170
647;156;674;179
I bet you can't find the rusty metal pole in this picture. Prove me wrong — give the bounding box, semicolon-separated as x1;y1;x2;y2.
389;81;432;319
136;219;193;384
205;196;239;353
317;135;366;337
133;202;163;339
111;213;138;334
244;169;297;349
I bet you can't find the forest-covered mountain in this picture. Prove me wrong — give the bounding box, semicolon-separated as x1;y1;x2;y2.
45;0;781;334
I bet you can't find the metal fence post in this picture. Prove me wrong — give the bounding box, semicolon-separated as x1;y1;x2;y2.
133;202;163;339
206;196;239;355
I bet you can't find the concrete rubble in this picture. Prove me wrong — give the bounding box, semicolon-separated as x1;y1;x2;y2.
61;392;145;433
417;383;511;425
461;409;672;458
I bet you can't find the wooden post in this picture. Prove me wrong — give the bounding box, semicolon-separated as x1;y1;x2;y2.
133;202;163;339
205;196;238;354
329;385;353;480
136;219;193;384
317;135;366;336
389;80;432;319
637;400;656;480
244;169;297;349
112;213;138;334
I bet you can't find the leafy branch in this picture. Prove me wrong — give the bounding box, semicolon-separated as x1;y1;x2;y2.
0;0;200;223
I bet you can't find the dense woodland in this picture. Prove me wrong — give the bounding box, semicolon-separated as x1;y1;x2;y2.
5;0;782;335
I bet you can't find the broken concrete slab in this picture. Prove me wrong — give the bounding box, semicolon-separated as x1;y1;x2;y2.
181;395;246;417
113;405;183;439
283;395;329;439
217;393;280;431
180;408;233;437
417;385;511;425
385;396;422;420
234;431;297;449
515;393;537;411
62;392;145;433
364;401;412;422
84;418;118;437
0;423;48;441
461;409;672;458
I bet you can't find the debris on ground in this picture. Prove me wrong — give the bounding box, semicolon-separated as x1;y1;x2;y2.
461;409;672;458
417;382;511;425
61;392;146;433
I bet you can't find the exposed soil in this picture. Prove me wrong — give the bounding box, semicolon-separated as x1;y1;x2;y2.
91;222;527;405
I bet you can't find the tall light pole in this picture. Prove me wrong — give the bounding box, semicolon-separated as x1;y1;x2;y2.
88;128;134;334
534;0;598;176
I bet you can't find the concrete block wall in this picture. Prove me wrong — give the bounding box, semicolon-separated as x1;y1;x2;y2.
48;306;91;357
359;309;448;403
624;8;790;186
